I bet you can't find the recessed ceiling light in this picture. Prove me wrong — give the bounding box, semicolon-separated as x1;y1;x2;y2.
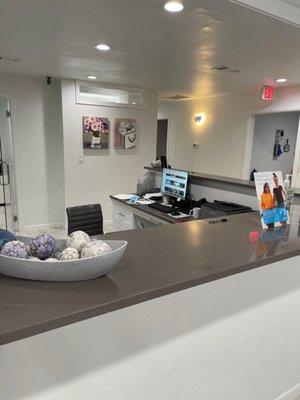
87;75;98;80
96;43;110;51
164;1;184;13
276;78;287;83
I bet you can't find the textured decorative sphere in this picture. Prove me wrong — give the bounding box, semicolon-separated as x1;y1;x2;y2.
66;231;90;252
28;256;40;261
45;258;59;262
58;247;79;261
1;241;28;259
30;234;56;260
81;241;112;259
0;229;16;249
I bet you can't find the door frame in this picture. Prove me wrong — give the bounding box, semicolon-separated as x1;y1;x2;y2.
0;93;21;231
157;118;170;162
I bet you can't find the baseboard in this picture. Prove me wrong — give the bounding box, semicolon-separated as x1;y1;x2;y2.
275;384;300;400
20;222;65;232
20;220;113;233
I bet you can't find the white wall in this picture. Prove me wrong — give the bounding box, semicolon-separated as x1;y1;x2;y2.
251;112;299;176
2;255;300;400
0;74;64;230
159;92;262;178
158;85;300;185
61;79;158;221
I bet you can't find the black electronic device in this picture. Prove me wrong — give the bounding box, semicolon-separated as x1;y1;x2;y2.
200;201;252;219
160;155;168;169
171;210;181;216
161;168;189;201
148;202;175;213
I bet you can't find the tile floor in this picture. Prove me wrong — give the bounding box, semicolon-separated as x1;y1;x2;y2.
17;221;122;239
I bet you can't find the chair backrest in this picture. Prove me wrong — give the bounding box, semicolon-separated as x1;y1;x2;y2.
66;204;104;236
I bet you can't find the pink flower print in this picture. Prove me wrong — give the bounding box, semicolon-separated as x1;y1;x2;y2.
99;119;109;134
91;123;100;132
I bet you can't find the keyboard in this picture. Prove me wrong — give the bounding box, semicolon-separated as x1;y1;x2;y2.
148;202;173;213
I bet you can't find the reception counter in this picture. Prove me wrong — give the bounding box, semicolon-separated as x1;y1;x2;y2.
1;210;300;346
2;209;300;400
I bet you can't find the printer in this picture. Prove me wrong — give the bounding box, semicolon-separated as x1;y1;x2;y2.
200;201;252;219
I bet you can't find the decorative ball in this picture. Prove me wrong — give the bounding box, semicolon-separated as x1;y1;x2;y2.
53;251;61;259
1;240;28;259
66;230;90;252
81;241;112;259
45;258;59;262
58;247;79;261
0;229;16;249
28;256;40;261
30;234;56;260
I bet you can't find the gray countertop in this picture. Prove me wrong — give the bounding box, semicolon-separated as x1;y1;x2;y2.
1;209;300;346
144;166;255;188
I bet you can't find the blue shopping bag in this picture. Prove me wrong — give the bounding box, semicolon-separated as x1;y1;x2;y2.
274;207;288;223
263;207;288;225
262;209;276;225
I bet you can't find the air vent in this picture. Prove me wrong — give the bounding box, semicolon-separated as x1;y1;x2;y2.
212;65;241;74
212;65;229;71
163;94;189;100
0;57;21;62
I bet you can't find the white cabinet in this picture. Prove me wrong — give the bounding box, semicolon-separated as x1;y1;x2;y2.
112;200;134;231
111;198;171;232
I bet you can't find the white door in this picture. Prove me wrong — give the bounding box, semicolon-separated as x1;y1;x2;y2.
0;97;18;232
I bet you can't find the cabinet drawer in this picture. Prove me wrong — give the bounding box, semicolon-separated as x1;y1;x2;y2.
113;204;134;228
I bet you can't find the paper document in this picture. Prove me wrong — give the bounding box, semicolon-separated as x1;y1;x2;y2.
143;192;162;199
167;212;189;219
137;199;155;205
114;194;134;200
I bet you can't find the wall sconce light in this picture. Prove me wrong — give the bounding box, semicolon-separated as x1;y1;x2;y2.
194;113;206;126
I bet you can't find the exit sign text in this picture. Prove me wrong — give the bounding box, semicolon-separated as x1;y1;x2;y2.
261;86;275;101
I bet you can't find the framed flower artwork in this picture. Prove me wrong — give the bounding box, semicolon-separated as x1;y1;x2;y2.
83;116;110;149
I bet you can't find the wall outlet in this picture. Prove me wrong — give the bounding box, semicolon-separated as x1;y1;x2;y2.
78;154;84;164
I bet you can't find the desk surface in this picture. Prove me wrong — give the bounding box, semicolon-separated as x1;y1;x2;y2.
1;209;300;346
111;195;193;223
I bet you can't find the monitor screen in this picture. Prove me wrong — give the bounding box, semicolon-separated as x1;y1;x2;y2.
161;168;189;200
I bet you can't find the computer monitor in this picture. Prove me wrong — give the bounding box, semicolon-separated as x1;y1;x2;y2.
161;168;189;200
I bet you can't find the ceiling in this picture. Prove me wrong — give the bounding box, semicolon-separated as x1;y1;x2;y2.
1;0;300;99
282;0;300;8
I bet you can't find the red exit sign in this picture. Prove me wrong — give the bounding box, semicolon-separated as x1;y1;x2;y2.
261;86;275;101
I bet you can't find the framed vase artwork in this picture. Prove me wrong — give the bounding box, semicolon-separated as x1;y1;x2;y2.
83;116;110;149
114;118;137;149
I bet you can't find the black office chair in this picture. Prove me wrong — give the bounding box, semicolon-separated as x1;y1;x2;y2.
66;204;104;236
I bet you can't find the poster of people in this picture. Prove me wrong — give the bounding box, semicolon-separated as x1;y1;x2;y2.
254;171;290;229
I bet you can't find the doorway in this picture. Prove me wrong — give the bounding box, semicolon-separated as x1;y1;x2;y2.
156;119;168;160
248;111;300;180
0;97;18;232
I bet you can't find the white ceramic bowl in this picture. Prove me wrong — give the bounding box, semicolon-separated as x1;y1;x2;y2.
0;238;127;282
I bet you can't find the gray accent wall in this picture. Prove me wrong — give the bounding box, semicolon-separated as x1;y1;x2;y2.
251;112;299;176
